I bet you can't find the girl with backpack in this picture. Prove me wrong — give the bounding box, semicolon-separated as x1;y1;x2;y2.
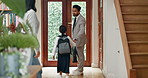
52;25;75;78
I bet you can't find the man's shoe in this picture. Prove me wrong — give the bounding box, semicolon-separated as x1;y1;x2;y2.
70;70;83;76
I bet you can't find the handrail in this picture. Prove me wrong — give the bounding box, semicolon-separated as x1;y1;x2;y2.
114;0;132;77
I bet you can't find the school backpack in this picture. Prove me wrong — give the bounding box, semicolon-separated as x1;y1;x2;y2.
57;35;71;54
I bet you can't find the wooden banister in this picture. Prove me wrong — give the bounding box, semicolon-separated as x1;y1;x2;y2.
114;0;132;78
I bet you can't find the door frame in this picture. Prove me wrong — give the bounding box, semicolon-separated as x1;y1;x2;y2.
41;0;92;67
98;0;103;69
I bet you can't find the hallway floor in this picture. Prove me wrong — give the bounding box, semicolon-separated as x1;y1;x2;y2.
42;67;104;78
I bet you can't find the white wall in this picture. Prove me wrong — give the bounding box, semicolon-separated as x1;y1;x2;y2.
103;0;128;78
91;0;99;68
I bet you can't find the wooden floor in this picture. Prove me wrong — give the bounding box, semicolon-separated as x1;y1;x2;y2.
42;67;104;78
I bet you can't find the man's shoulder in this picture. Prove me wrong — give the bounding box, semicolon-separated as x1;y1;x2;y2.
79;14;85;18
78;14;85;21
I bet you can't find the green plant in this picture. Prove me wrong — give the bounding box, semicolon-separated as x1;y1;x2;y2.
0;33;39;49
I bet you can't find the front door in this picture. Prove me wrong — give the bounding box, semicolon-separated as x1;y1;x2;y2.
41;0;92;67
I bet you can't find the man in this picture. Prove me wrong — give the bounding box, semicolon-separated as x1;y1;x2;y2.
71;5;87;75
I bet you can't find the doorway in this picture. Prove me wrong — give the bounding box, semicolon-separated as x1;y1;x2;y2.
41;0;92;67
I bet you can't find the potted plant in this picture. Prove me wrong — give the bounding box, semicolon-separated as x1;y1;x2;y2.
0;33;39;78
0;0;39;77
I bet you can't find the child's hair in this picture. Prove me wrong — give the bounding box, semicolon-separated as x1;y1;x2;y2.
59;25;67;35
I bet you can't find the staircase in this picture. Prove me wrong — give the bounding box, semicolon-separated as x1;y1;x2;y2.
115;0;148;78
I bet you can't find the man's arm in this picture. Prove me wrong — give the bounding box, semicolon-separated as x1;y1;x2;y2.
76;19;86;39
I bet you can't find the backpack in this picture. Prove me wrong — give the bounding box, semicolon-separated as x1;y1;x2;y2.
57;35;71;54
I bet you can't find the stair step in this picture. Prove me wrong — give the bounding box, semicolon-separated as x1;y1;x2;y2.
127;33;148;41
131;55;148;65
135;69;148;78
121;6;148;15
123;15;148;21
125;24;148;31
124;21;148;24
126;31;148;34
129;43;148;52
121;4;148;6
128;41;148;43
131;52;148;55
133;65;148;68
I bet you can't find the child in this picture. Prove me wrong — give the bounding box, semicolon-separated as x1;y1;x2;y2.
52;25;75;78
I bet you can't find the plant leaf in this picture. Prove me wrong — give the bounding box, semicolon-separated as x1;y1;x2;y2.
0;47;4;51
0;15;3;29
0;33;39;48
1;0;26;18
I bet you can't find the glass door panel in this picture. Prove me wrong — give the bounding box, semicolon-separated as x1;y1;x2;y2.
48;2;62;60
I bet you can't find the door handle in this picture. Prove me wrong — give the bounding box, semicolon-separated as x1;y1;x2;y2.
68;22;72;25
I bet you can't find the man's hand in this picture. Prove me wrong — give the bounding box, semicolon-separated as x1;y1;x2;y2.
34;51;40;58
73;39;77;43
53;56;55;60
